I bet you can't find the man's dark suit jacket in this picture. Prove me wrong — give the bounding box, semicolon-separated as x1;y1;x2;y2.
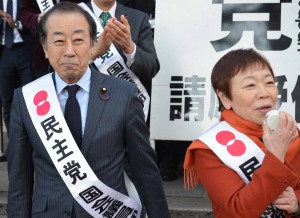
117;0;155;17
7;66;170;217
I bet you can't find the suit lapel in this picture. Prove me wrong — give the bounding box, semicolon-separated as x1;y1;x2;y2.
115;4;128;21
81;67;109;155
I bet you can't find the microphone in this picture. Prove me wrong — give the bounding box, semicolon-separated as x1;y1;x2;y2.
265;110;279;134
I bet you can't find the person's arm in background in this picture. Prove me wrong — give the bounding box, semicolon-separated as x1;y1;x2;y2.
92;8;159;81
128;12;159;81
7;89;34;218
135;0;155;17
19;0;41;32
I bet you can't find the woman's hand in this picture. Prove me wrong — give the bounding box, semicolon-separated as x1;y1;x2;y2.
273;186;299;214
262;111;298;162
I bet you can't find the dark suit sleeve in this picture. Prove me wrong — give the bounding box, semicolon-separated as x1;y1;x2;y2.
124;85;170;218
130;12;160;81
19;0;39;32
135;0;155;16
7;89;34;218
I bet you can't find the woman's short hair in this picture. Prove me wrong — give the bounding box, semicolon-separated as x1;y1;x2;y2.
211;48;275;111
38;2;97;47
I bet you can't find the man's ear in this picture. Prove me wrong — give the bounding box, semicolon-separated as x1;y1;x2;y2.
42;44;49;59
217;90;231;109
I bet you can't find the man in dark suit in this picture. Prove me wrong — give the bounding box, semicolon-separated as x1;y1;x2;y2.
88;0;159;123
7;2;170;218
0;0;33;135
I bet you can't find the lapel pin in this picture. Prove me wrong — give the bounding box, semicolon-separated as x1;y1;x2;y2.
99;87;109;101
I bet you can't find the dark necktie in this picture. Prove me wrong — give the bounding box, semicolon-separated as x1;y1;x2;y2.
65;85;82;147
5;0;14;48
99;11;111;28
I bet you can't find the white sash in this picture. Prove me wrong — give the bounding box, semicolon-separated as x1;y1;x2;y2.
36;0;54;12
36;0;150;121
198;121;265;184
22;74;142;218
198;121;285;218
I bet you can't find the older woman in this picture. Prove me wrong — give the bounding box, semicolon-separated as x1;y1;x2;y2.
184;48;300;218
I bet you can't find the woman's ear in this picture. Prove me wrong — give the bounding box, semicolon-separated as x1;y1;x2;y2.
217;90;231;110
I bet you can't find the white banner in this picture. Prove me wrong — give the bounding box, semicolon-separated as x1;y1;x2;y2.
150;0;300;140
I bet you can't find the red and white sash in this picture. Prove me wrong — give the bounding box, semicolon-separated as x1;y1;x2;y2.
198;121;285;218
22;73;142;218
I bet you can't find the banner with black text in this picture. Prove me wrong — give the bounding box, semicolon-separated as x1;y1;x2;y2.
151;0;300;140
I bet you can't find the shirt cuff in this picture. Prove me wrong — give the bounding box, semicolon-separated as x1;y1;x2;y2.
124;43;136;68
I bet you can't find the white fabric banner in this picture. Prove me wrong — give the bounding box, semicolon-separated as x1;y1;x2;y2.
151;0;300;140
36;0;54;12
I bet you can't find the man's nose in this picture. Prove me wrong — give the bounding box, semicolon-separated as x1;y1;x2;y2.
64;41;76;56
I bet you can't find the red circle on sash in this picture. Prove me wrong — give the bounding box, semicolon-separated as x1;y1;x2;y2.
216;131;235;145
216;130;246;156
33;91;50;116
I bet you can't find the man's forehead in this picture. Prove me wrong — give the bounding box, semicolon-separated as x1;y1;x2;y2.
46;12;89;33
46;11;87;25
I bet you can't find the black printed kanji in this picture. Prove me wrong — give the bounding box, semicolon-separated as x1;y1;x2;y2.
107;61;124;76
116;72;135;83
92;195;114;214
239;156;261;181
208;86;220;120
100;49;113;64
114;206;134;218
211;0;292;51
79;186;103;203
102;200;123;218
261;204;285;218
63;160;87;185
275;75;287;109
41;115;62;140
170;75;206;121
52;139;73;162
130;210;138;218
138;93;146;103
41;0;51;11
291;75;300;122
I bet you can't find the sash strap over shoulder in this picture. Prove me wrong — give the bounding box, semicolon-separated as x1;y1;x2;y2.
22;73;142;218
